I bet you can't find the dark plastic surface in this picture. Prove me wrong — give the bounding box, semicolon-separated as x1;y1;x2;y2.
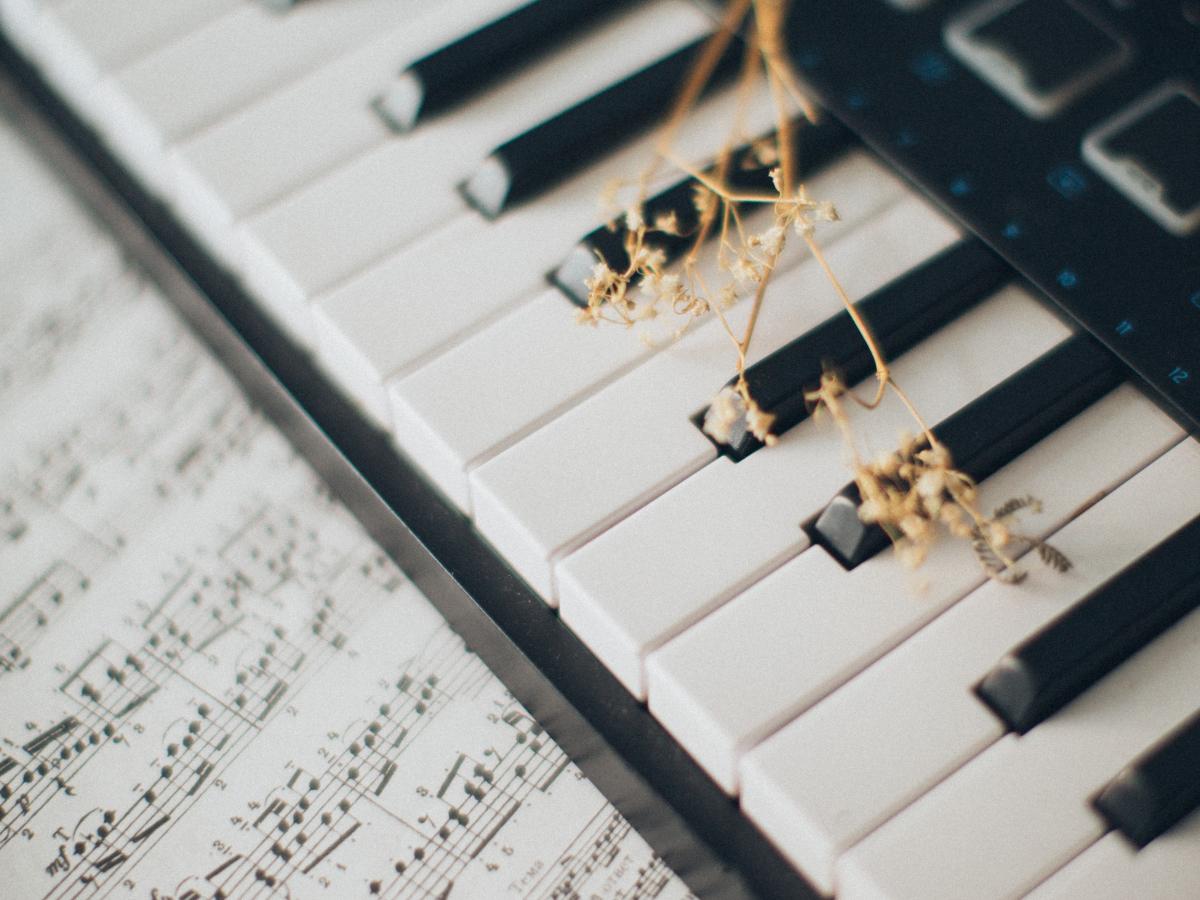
785;0;1200;433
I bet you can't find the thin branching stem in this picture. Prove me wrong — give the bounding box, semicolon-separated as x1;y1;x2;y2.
573;0;1067;583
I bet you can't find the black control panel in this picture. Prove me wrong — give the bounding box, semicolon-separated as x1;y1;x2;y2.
786;0;1200;431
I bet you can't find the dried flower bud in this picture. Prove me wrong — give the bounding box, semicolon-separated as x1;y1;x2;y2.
703;387;742;445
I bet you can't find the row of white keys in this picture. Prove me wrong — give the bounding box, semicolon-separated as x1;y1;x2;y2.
386;149;907;512
739;436;1199;897
170;0;525;266
88;0;419;195
563;280;1068;699
645;383;1184;800
470;193;961;602
1030;809;1200;900
17;0;241;120
312;83;782;430
237;0;713;347
837;473;1200;899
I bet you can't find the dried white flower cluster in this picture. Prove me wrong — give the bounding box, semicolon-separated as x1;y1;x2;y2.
811;374;1071;582
701;385;778;447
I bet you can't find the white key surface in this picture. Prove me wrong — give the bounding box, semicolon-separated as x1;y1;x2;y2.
647;385;1184;798
471;194;959;602
0;0;61;52
170;0;521;265
238;0;712;346
386;151;906;511
312;83;782;427
561;280;1065;700
744;436;1195;897
829;440;1200;900
1029;811;1200;900
89;0;416;193
547;198;970;686
26;0;240;109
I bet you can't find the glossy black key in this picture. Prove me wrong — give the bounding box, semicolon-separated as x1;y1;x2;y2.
1094;709;1200;848
459;35;740;218
551;116;854;305
812;331;1124;569
374;0;635;132
698;237;1007;461
976;515;1200;735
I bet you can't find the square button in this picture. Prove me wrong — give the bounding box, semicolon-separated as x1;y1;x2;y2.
945;0;1130;119
1083;82;1200;236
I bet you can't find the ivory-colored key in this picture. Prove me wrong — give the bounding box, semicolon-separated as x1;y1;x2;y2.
386;152;906;511
238;0;710;346
22;0;240;120
560;281;1064;697
471;195;959;603
311;83;785;426
740;426;1193;895
1028;811;1200;900
169;0;521;266
836;556;1200;899
645;384;1179;799
88;0;417;194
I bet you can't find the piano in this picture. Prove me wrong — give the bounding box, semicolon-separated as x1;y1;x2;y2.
1;0;1197;896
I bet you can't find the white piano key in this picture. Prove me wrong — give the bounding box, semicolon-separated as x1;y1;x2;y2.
740;428;1196;895
1029;811;1200;900
386;151;907;511
471;194;960;602
88;0;417;194
22;0;240;118
311;82;789;426
650;383;1180;809
169;0;522;265
388;286;646;511
0;0;59;51
561;280;1064;699
238;0;711;346
835;553;1200;900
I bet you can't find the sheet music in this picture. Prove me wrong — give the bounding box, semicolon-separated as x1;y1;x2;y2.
0;117;695;900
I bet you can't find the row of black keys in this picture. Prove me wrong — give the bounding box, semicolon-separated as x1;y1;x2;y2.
278;0;1200;856
378;0;747;217
644;168;1200;851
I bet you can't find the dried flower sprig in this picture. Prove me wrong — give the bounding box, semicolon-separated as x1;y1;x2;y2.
576;0;1069;583
807;372;1071;582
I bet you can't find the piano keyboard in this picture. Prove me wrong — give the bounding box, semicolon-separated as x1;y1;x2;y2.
2;0;1197;897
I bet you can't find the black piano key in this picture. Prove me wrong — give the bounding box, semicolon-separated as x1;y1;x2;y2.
975;515;1200;735
459;35;741;218
1094;709;1200;848
812;332;1124;569
699;237;1008;460
551;116;854;306
375;0;635;132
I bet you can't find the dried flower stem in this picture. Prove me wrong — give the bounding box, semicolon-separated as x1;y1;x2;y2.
577;0;1069;582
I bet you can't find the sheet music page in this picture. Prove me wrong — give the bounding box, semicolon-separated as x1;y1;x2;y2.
0;115;695;900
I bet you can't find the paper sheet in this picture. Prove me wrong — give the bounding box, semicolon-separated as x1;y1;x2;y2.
0;115;695;900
